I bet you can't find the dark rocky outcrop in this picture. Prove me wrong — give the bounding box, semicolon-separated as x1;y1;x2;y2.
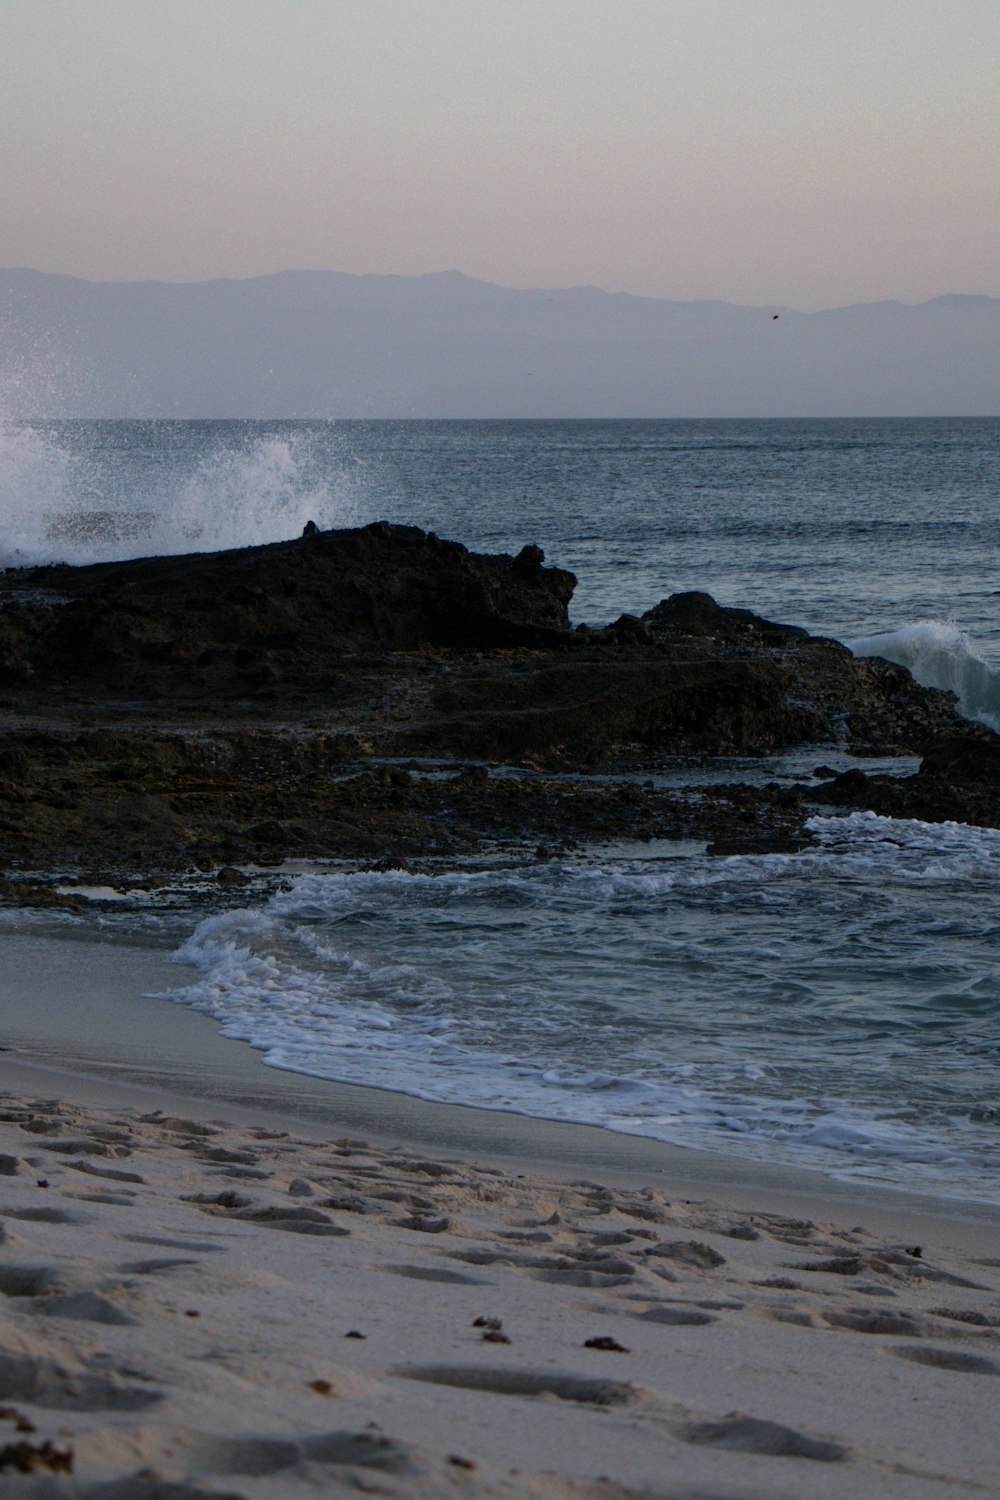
641;590;811;647
0;523;967;756
920;728;1000;787
0;522;996;886
0;524;576;694
813;725;1000;829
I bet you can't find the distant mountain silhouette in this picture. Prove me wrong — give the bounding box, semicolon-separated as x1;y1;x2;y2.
1;267;997;417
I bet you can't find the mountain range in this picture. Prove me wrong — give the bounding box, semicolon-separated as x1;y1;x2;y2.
1;267;997;417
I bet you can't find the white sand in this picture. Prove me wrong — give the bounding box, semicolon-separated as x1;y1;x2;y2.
0;1059;998;1499
0;934;998;1497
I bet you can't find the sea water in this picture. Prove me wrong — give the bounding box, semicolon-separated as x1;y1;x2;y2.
2;416;999;1200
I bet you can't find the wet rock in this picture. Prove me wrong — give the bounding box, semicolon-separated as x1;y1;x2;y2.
0;522;577;698
812;768;872;805
642;590;811;646
920;729;1000;786
0;526;993;880
811;728;1000;828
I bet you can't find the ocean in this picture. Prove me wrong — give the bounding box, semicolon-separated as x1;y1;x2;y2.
2;416;999;1202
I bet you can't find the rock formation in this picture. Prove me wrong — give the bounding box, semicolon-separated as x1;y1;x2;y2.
0;522;994;889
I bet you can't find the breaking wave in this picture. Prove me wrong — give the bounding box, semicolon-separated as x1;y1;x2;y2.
848;621;1000;732
0;418;79;567
157;814;1000;1201
0;417;359;569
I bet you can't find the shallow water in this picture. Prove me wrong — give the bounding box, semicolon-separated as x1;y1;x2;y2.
157;813;1000;1202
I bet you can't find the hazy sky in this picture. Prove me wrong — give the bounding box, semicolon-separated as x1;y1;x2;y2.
2;0;998;310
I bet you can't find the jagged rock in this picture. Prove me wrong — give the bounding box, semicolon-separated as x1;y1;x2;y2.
642;590;811;646
0;524;995;880
0;523;576;697
813;768;872;806
812;727;1000;828
920;729;1000;786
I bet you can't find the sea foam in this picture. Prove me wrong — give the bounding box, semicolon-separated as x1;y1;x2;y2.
157;815;1000;1201
0;417;79;567
849;620;1000;731
0;417;358;569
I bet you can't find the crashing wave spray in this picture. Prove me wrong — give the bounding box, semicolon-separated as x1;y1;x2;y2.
0;417;83;567
849;621;1000;731
150;434;353;553
0;418;361;569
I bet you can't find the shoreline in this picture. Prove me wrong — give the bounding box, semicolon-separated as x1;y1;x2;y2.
2;937;999;1495
2;929;997;1241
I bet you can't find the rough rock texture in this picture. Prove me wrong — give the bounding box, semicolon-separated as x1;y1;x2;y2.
0;523;575;695
0;525;966;755
814;725;1000;829
0;523;995;886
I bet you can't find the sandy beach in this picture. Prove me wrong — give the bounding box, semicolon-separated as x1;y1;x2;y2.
0;937;997;1499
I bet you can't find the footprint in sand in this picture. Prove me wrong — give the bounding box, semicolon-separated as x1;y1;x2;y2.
889;1345;999;1375
314;1191;379;1215
10;1117;62;1137
31;1289;137;1326
643;1239;727;1270
118;1257;201;1275
74;1425;426;1490
0;1348;162;1411
676;1413;848;1462
741;1213;819;1246
183;1191;350;1237
42;1138;121;1158
760;1302;946;1338
392;1212;452;1233
446;1246;639;1289
788;1250;988;1290
634;1304;719;1327
930;1306;1000;1328
0;1261;138;1325
67;1160;146;1185
194;1146;263;1167
205;1166;273;1181
0;1203;83;1224
118;1234;229;1254
445;1232;731;1292
64;1190;137;1206
822;1307;947;1337
137;1113;223;1140
383;1264;490;1285
0;1264;67;1298
394;1363;634;1406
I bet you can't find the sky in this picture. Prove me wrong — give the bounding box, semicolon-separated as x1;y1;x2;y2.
2;0;998;311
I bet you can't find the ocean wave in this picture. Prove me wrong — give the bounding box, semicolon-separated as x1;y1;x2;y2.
0;417;359;568
0;418;79;567
159;434;353;554
848;619;1000;731
157;817;1000;1201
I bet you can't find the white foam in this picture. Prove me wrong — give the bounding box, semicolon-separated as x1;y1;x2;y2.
151;434;351;554
849;619;1000;730
0;418;81;567
806;809;1000;876
156;824;1000;1201
0;418;360;568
